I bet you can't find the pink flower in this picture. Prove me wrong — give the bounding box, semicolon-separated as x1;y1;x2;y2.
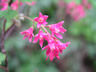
0;3;8;11
58;0;65;8
82;0;88;5
11;0;19;10
11;0;22;10
42;34;71;61
1;0;8;2
0;0;8;11
48;21;67;39
26;1;36;6
71;5;85;21
33;29;46;48
66;2;86;21
66;2;76;14
20;27;34;43
34;12;48;28
42;36;60;61
82;0;92;9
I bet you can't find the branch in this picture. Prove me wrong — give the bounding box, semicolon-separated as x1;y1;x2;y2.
0;66;8;71
0;19;9;72
1;19;6;54
5;20;16;40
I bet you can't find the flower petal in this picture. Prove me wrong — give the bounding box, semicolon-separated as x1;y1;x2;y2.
28;36;32;43
60;27;67;33
42;45;48;50
23;35;27;40
44;15;48;20
43;21;48;25
37;23;41;28
56;33;63;39
39;12;43;17
56;56;60;59
46;48;50;56
39;39;43;48
49;52;54;61
34;17;39;22
56;21;64;27
33;34;39;43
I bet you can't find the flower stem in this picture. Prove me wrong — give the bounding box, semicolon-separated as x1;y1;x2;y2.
41;25;49;33
23;15;34;22
23;15;34;26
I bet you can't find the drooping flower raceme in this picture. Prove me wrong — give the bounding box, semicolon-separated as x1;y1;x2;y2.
71;5;85;21
66;2;86;21
66;2;76;14
42;34;71;61
20;12;71;61
66;0;92;21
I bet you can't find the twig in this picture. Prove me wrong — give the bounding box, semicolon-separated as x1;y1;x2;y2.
23;15;34;22
0;66;7;71
0;19;9;72
41;25;49;33
1;19;6;54
5;20;16;40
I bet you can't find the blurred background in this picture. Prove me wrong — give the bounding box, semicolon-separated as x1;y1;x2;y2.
0;0;96;72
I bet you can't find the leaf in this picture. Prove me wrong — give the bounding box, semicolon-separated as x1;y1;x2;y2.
0;53;6;64
0;8;17;30
5;20;12;30
0;8;17;21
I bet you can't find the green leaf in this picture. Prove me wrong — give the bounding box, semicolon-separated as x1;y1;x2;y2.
0;8;17;30
0;8;17;21
0;53;6;64
6;20;12;30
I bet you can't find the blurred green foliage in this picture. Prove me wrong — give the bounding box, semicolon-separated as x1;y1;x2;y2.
0;53;6;65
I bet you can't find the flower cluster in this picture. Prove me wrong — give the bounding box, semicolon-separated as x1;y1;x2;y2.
57;0;92;21
66;0;91;21
66;2;85;21
20;12;71;61
0;0;36;11
0;0;8;11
